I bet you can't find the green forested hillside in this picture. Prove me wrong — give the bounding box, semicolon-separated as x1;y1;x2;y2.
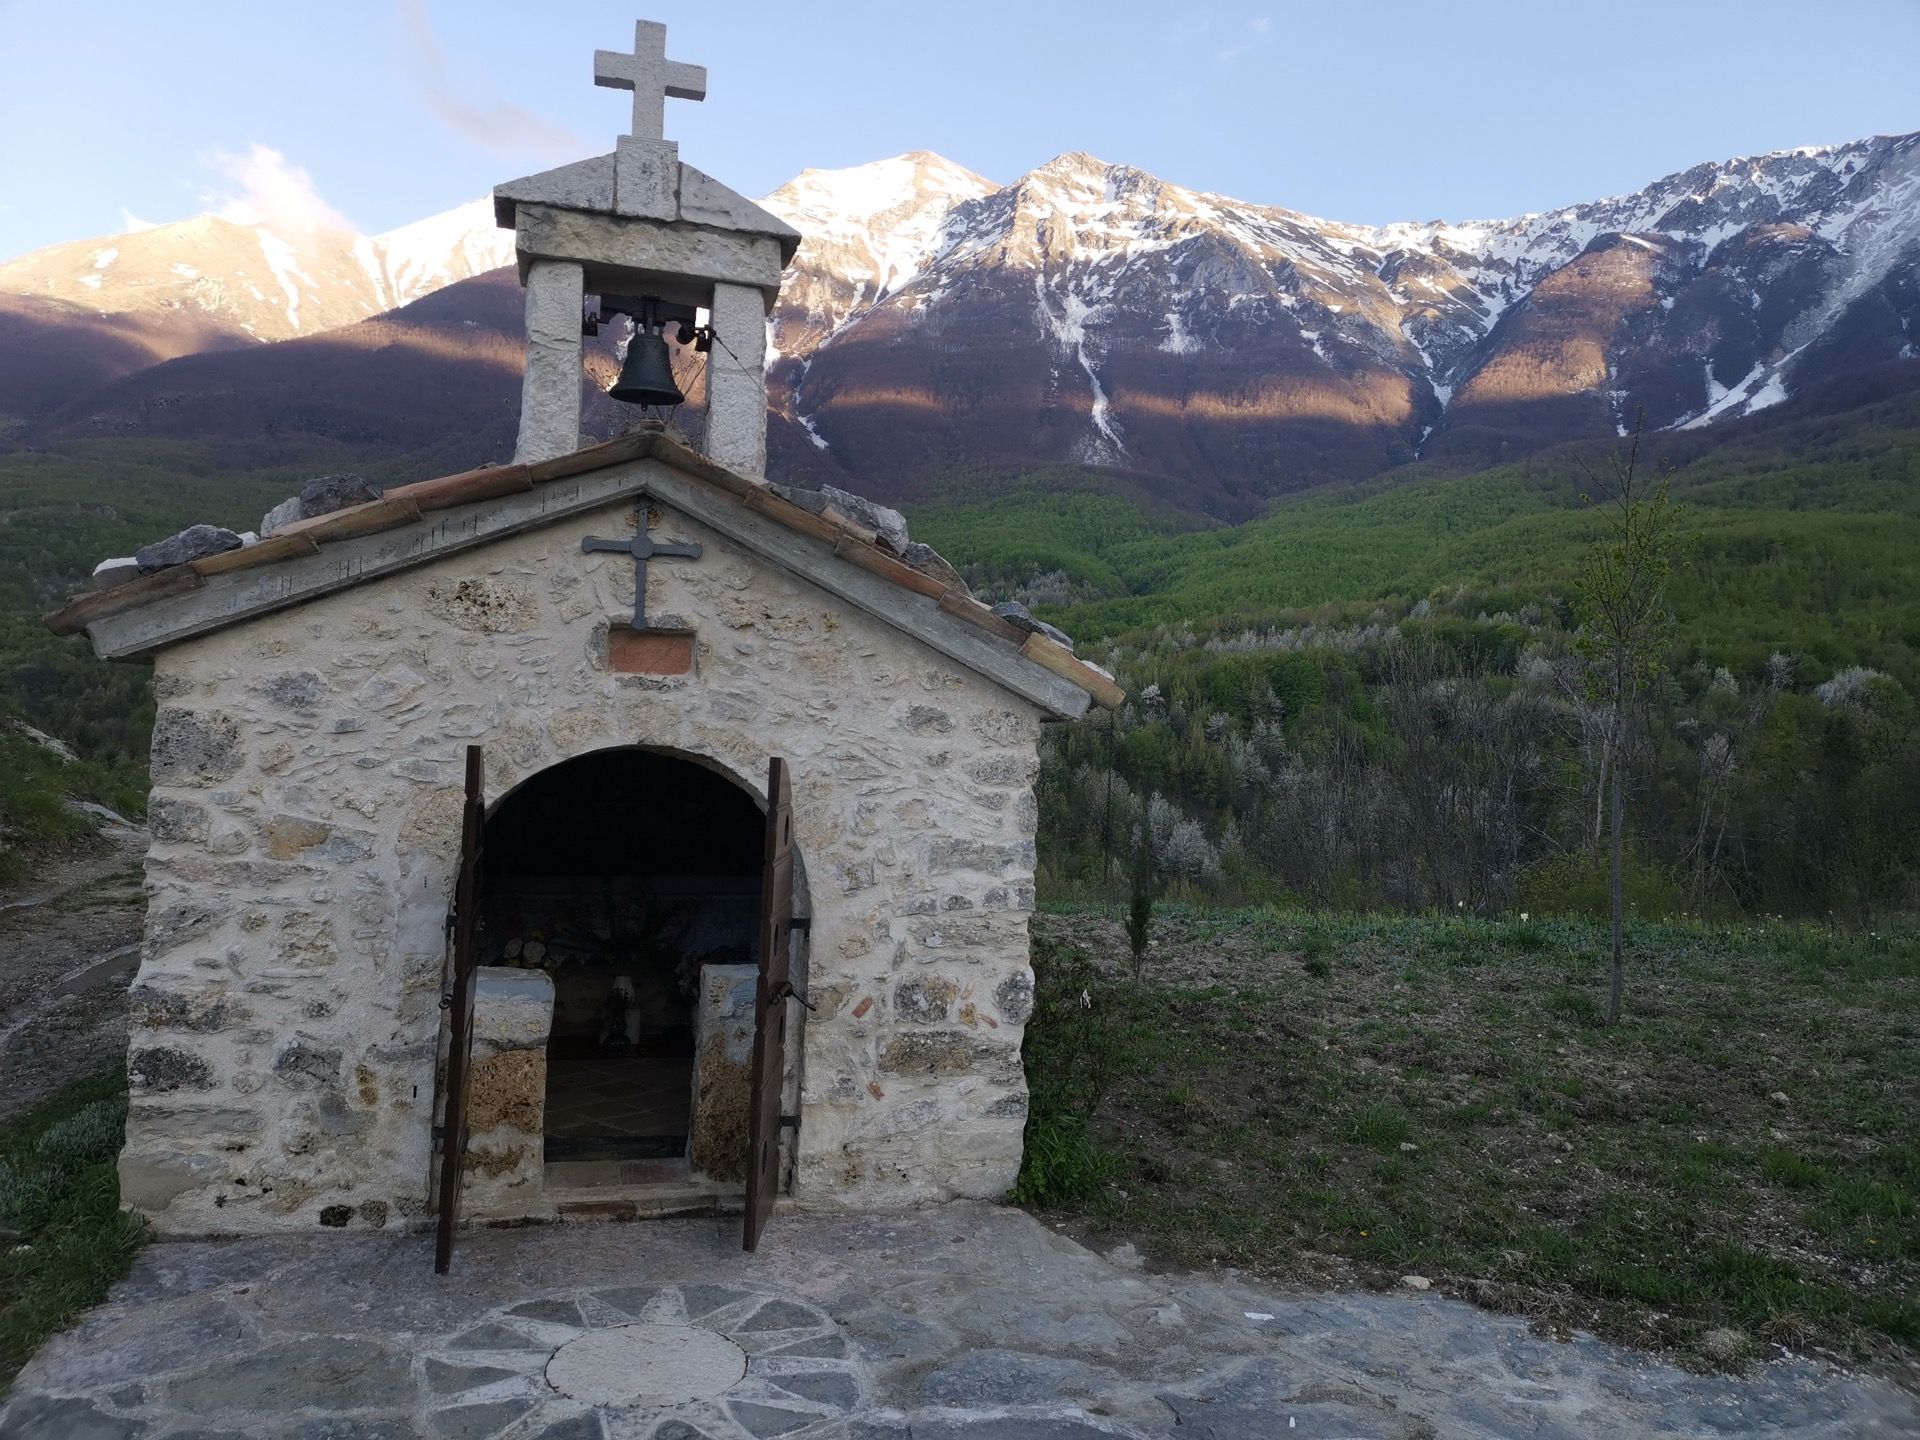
3;392;1917;914
914;393;1920;692
913;394;1920;919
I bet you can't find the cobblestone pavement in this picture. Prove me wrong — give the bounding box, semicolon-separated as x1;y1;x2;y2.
2;1204;1914;1438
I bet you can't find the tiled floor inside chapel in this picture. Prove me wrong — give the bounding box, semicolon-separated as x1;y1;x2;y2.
543;1053;696;1189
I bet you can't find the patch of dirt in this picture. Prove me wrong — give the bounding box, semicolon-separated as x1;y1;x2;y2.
0;832;147;1116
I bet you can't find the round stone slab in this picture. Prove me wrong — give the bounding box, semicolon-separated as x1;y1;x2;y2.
546;1323;748;1406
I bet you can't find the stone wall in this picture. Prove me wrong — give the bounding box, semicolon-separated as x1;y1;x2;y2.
120;477;1045;1234
457;968;552;1220
688;963;756;1182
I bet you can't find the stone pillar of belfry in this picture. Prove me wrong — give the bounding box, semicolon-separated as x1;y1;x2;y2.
515;260;585;463
704;281;770;477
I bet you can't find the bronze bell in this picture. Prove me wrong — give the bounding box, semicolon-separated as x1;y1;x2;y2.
609;325;685;409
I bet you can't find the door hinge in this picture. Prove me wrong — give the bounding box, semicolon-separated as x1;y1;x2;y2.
769;979;817;1012
789;917;812;936
779;1114;801;1131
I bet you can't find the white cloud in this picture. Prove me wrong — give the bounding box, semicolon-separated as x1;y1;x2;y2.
399;0;587;163
1216;15;1274;66
203;144;355;235
119;210;158;234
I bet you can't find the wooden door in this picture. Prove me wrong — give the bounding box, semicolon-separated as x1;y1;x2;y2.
743;756;794;1251
433;745;486;1274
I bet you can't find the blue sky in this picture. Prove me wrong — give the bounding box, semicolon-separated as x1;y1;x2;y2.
1;0;1916;257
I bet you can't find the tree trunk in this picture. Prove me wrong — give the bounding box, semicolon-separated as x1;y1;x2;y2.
1592;729;1610;848
1102;711;1117;896
1606;708;1626;1025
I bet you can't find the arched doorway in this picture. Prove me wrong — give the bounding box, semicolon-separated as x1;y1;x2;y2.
478;747;767;1190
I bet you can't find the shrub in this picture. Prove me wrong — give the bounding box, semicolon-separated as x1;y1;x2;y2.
1014;938;1123;1205
1514;846;1687;921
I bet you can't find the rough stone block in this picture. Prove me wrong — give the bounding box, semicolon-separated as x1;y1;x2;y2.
260;496;303;537
705;281;770;477
148;795;210;845
514;259;585;464
128;1047;215;1093
902;541;967;594
298;473;381;518
467;1048;545;1133
690;962;754;1181
149;708;242;787
118;1149;227;1209
993;968;1036;1023
991;600;1074;650
613;136;679;220
262;816;332;859
272;1041;341;1091
129;984;251;1033
893;975;957;1023
472;967;555;1052
91;556;140;590
134;524;242;574
878;1031;1019;1081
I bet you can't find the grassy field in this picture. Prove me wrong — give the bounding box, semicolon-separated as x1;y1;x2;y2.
1019;905;1919;1371
0;1070;143;1390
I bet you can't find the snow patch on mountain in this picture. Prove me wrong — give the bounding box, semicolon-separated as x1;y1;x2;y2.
760;134;1920;456
0;196;515;347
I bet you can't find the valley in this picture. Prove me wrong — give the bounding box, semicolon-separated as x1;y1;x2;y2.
2;130;1917;921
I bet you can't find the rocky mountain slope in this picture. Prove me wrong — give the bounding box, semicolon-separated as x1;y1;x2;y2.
5;136;1915;511
0;200;513;433
758;135;1920;502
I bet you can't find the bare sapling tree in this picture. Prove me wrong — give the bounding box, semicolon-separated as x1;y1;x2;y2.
1574;416;1680;1025
1125;819;1155;981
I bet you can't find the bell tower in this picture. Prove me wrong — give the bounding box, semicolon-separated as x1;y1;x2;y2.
493;19;800;475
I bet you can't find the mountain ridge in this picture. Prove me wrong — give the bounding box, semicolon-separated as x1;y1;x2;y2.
5;133;1916;509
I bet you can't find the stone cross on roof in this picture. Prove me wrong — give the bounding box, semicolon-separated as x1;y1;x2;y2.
594;19;706;143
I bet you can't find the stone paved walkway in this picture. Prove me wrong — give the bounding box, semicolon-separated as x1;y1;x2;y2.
2;1205;1914;1439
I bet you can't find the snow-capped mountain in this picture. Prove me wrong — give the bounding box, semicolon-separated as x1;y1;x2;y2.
0;199;513;345
6;135;1915;507
759;136;1920;496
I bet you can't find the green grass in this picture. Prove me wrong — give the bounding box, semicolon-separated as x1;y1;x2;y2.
1015;905;1920;1366
0;1070;145;1390
0;725;145;886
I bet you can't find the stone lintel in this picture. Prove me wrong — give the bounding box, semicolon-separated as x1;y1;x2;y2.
495;158;799;267
514;203;786;303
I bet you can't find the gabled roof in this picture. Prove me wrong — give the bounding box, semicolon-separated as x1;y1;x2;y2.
43;434;1122;720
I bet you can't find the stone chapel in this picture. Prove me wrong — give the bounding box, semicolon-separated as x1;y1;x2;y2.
45;20;1120;1259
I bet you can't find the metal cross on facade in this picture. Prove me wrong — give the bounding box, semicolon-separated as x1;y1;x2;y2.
593;19;707;143
582;506;702;630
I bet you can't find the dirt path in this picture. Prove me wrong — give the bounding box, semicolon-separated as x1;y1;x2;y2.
0;832;146;1117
